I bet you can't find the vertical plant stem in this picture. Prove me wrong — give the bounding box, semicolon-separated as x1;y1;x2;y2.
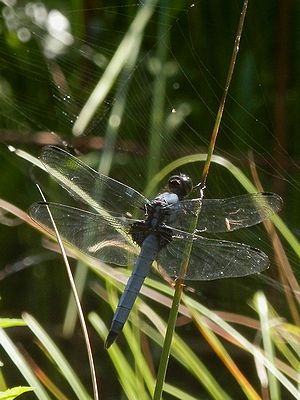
200;0;248;189
62;260;88;337
153;2;249;399
38;189;99;400
153;282;182;400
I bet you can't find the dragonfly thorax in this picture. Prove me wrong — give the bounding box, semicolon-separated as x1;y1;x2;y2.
130;192;181;248
146;196;178;226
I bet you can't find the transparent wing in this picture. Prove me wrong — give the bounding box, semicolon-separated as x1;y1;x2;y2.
29;202;140;266
157;229;269;280
171;193;282;233
39;146;148;216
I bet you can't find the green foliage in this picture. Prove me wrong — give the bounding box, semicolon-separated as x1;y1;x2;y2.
0;387;33;400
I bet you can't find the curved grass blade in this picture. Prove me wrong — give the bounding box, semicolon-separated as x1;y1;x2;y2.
184;295;300;399
0;329;51;400
253;292;281;400
139;304;232;400
89;312;150;400
22;313;92;400
0;386;33;399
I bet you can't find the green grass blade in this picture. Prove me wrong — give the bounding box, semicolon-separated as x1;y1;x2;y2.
184;295;300;398
22;314;92;400
163;383;200;400
193;314;261;400
122;320;155;396
106;284;151;397
139;304;232;400
0;386;33;399
0;319;26;328
89;312;150;400
72;0;159;136
0;329;50;400
153;283;182;400
253;292;281;399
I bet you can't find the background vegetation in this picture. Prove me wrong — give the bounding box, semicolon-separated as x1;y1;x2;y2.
0;0;299;399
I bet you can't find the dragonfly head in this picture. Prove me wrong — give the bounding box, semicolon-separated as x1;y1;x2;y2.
168;174;193;199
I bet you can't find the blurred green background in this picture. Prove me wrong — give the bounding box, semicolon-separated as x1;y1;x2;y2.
0;0;299;398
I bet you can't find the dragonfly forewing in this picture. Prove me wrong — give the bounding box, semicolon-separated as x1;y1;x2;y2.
29;202;140;266
40;146;147;217
172;192;282;233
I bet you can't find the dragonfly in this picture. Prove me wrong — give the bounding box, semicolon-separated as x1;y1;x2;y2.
29;146;283;348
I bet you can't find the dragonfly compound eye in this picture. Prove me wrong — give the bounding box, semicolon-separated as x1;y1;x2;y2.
168;173;193;199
